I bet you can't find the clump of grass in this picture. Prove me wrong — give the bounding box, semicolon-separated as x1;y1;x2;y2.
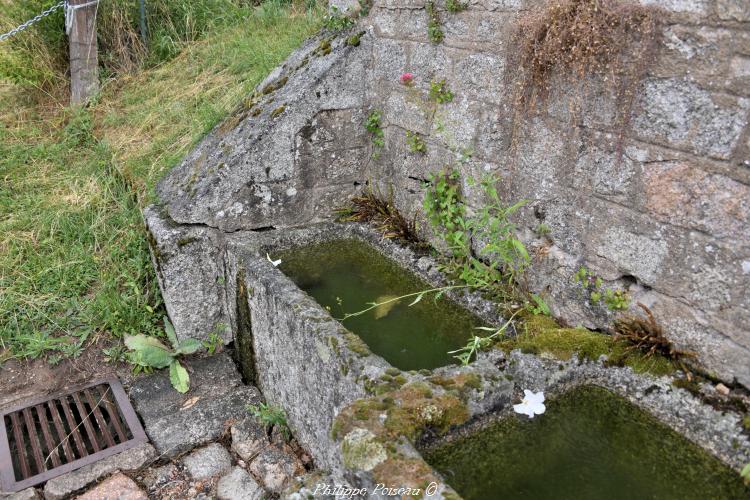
335;185;423;245
248;402;291;440
0;0;322;97
614;303;695;367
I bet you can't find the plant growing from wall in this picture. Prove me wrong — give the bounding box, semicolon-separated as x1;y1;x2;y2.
335;183;423;244
423;169;468;256
450;311;522;365
365;110;385;157
425;1;445;44
574;266;631;311
614;303;695;368
424;171;530;288
125;317;201;393
534;223;552;237
202;326;224;354
425;0;468;44
406;131;427;154
325;6;355;32
429;79;454;104
445;0;469;13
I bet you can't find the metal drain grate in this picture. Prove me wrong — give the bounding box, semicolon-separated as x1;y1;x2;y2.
0;378;146;493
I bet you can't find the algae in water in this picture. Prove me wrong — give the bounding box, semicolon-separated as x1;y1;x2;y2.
422;386;750;500
279;239;485;370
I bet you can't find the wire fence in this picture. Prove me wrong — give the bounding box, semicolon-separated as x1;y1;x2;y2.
0;1;66;42
0;0;102;43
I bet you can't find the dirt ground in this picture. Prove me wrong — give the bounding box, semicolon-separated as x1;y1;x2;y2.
0;341;134;410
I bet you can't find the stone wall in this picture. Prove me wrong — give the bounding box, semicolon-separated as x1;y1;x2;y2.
154;0;750;386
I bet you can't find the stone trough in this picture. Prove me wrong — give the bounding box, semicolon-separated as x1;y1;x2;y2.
144;213;750;498
142;0;750;495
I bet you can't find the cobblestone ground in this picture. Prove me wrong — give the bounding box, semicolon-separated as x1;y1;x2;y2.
1;353;313;500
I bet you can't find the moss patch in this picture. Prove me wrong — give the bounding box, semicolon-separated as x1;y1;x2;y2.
344;331;370;357
270;105;286;118
497;315;676;377
336;381;469;448
261;75;289;95
347;30;366;47
313;38;333;56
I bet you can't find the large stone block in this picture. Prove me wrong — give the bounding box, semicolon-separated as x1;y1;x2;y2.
144;206;230;343
642;161;750;240
633;78;750;160
128;354;263;457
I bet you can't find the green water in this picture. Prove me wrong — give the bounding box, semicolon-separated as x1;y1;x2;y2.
423;386;750;500
278;239;485;370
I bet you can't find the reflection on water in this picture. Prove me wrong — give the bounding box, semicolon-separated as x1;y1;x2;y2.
279;239;485;370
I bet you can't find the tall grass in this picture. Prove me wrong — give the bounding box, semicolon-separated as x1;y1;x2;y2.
0;0;307;95
0;1;324;362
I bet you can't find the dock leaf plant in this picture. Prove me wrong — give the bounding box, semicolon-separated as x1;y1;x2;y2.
124;316;201;393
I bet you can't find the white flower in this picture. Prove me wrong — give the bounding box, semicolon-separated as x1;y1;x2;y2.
266;253;282;267
513;389;546;418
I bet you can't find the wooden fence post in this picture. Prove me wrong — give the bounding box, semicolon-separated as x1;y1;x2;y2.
68;0;99;106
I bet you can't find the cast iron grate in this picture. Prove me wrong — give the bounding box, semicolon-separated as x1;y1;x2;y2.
0;378;146;493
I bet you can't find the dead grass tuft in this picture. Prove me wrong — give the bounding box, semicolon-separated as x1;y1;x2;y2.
336;184;424;245
614;303;695;365
511;0;661;144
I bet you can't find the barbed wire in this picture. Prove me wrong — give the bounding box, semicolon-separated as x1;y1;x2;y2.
0;1;66;43
0;0;101;43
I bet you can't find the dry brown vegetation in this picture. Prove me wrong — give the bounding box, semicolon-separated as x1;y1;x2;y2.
614;303;695;366
336;184;424;245
512;0;661;130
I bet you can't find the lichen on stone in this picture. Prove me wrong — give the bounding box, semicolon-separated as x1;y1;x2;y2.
341;428;387;471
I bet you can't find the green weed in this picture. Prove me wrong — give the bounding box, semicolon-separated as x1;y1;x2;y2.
445;0;468;13
425;1;444;44
574;266;631;311
248;402;291;440
429;79;454;104
406;131;427;154
365;110;385;155
325;5;355;32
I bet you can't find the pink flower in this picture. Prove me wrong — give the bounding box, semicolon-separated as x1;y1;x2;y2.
399;72;415;86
